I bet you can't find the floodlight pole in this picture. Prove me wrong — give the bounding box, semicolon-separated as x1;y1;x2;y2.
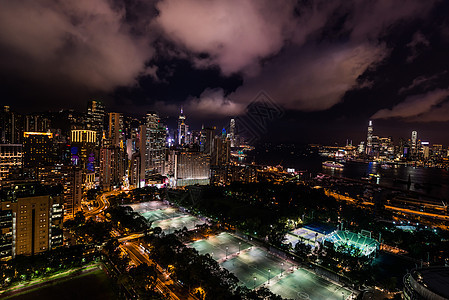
268;269;271;284
238;242;241;254
226;246;228;259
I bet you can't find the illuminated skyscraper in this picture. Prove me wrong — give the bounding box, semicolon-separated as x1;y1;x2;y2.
99;146;124;191
173;151;210;186
229;118;236;147
23;132;54;167
0;144;22;181
108;113;124;148
211;134;231;167
0;183;63;259
200;127;215;155
0;106;22;144
145;112;166;176
411;130;418;157
421;141;430;160
99;113;126;190
37;166;82;219
366;120;373;155
86;100;105;145
70;129;97;186
24;115;50;132
177;107;187;146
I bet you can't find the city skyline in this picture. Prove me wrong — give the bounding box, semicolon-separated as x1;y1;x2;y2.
1;2;449;299
1;1;449;144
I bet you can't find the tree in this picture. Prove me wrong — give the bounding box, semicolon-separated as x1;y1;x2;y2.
153;227;162;236
74;211;86;224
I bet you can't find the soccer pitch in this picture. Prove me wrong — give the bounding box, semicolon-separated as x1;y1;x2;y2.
189;232;252;261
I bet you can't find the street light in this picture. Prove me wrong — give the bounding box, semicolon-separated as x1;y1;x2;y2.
253;276;257;289
211;252;214;259
268;269;271;284
238;242;241;254
226;246;229;259
281;262;284;277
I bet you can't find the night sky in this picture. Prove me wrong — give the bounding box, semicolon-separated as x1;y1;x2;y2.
1;0;449;145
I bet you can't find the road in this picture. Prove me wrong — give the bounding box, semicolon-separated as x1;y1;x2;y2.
121;241;198;300
83;190;125;217
0;263;102;298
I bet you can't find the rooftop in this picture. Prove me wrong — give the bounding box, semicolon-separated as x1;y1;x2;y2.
413;267;449;299
0;182;62;202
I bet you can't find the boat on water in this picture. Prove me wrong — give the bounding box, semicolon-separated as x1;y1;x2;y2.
322;161;344;168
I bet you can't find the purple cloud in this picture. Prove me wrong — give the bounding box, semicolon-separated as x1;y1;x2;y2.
372;88;449;120
0;0;154;91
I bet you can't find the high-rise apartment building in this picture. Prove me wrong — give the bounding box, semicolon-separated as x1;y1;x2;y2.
86;100;105;145
432;144;444;159
0;144;22;181
0;106;22;144
201;127;216;155
99;145;124;191
24;115;51;133
23;132;54;168
173;151;210;187
145;112;166;176
108;113;124;148
422;141;430;160
36;166;82;219
0;183;64;260
211;164;257;185
70;129;97;186
211;135;231;167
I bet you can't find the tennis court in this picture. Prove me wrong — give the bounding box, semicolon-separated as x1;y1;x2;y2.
133;203;354;299
220;246;295;289
269;267;352;300
190;232;352;299
288;227;325;248
127;201;168;212
129;201;202;233
152;214;203;234
139;207;184;223
189;232;252;261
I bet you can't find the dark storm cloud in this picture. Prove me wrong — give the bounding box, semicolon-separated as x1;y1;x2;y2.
372;88;449;120
398;72;448;95
0;0;446;130
0;0;154;93
152;0;436;116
